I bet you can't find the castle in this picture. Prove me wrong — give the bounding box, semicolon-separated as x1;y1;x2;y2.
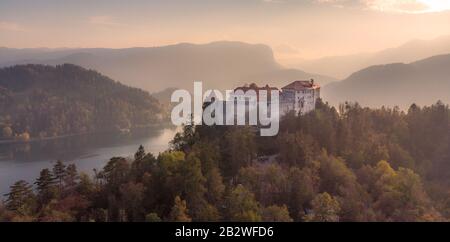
233;80;321;116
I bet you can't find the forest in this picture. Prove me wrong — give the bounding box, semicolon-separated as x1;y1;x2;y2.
0;64;165;141
1;99;449;222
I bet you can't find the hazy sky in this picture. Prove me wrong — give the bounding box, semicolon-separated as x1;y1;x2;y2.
1;0;450;60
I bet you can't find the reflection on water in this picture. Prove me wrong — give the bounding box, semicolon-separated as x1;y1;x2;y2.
0;127;179;194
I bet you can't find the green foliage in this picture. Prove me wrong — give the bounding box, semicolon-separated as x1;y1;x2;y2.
4;180;36;217
238;163;289;206
119;182;145;221
288;167;318;220
2;100;450;222
205;167;225;204
53;160;66;190
277;131;318;166
35;168;57;204
134;145;146;162
225;185;262;222
196;203;221;221
145;212;162;222
222;126;257;177
170;122;197;152
65;164;79;192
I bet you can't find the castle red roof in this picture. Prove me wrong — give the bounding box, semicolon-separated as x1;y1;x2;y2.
233;83;279;100
282;80;319;91
234;83;279;92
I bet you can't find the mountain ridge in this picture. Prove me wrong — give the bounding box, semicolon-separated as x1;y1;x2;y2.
294;35;450;79
0;41;336;92
322;53;450;109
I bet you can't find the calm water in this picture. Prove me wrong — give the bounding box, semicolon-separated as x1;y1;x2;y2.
0;127;179;195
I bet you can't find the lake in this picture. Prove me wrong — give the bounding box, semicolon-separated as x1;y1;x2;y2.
0;127;179;195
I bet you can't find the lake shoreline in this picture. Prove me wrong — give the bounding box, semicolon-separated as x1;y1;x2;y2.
0;122;175;145
0;127;179;194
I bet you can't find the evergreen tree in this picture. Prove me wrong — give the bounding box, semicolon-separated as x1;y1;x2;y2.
52;160;66;191
77;173;95;197
65;164;79;191
170;120;197;152
4;180;36;216
35;168;56;204
101;157;130;189
134;145;146;161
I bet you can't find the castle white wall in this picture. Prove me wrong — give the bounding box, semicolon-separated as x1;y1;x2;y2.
280;87;320;116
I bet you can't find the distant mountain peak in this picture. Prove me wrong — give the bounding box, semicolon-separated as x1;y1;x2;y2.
295;35;450;79
0;41;335;92
322;53;450;109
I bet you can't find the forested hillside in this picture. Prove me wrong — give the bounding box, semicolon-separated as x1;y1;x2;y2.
0;64;165;141
1;100;449;222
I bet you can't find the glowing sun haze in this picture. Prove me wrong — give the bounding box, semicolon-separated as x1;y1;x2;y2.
1;0;450;60
365;0;450;13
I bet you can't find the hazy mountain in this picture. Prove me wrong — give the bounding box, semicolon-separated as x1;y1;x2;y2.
0;64;164;139
151;87;178;106
0;42;336;92
294;35;450;79
322;54;450;109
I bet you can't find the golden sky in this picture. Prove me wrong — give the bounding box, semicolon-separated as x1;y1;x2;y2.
1;0;450;60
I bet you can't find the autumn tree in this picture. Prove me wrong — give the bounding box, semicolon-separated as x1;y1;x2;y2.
288;167;318;220
168;196;191;222
371;160;440;221
145;212;162;222
2;126;13;138
238;163;289;206
277;132;317;167
305;192;340;222
196;203;221;221
262;205;293;222
225;185;261;222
